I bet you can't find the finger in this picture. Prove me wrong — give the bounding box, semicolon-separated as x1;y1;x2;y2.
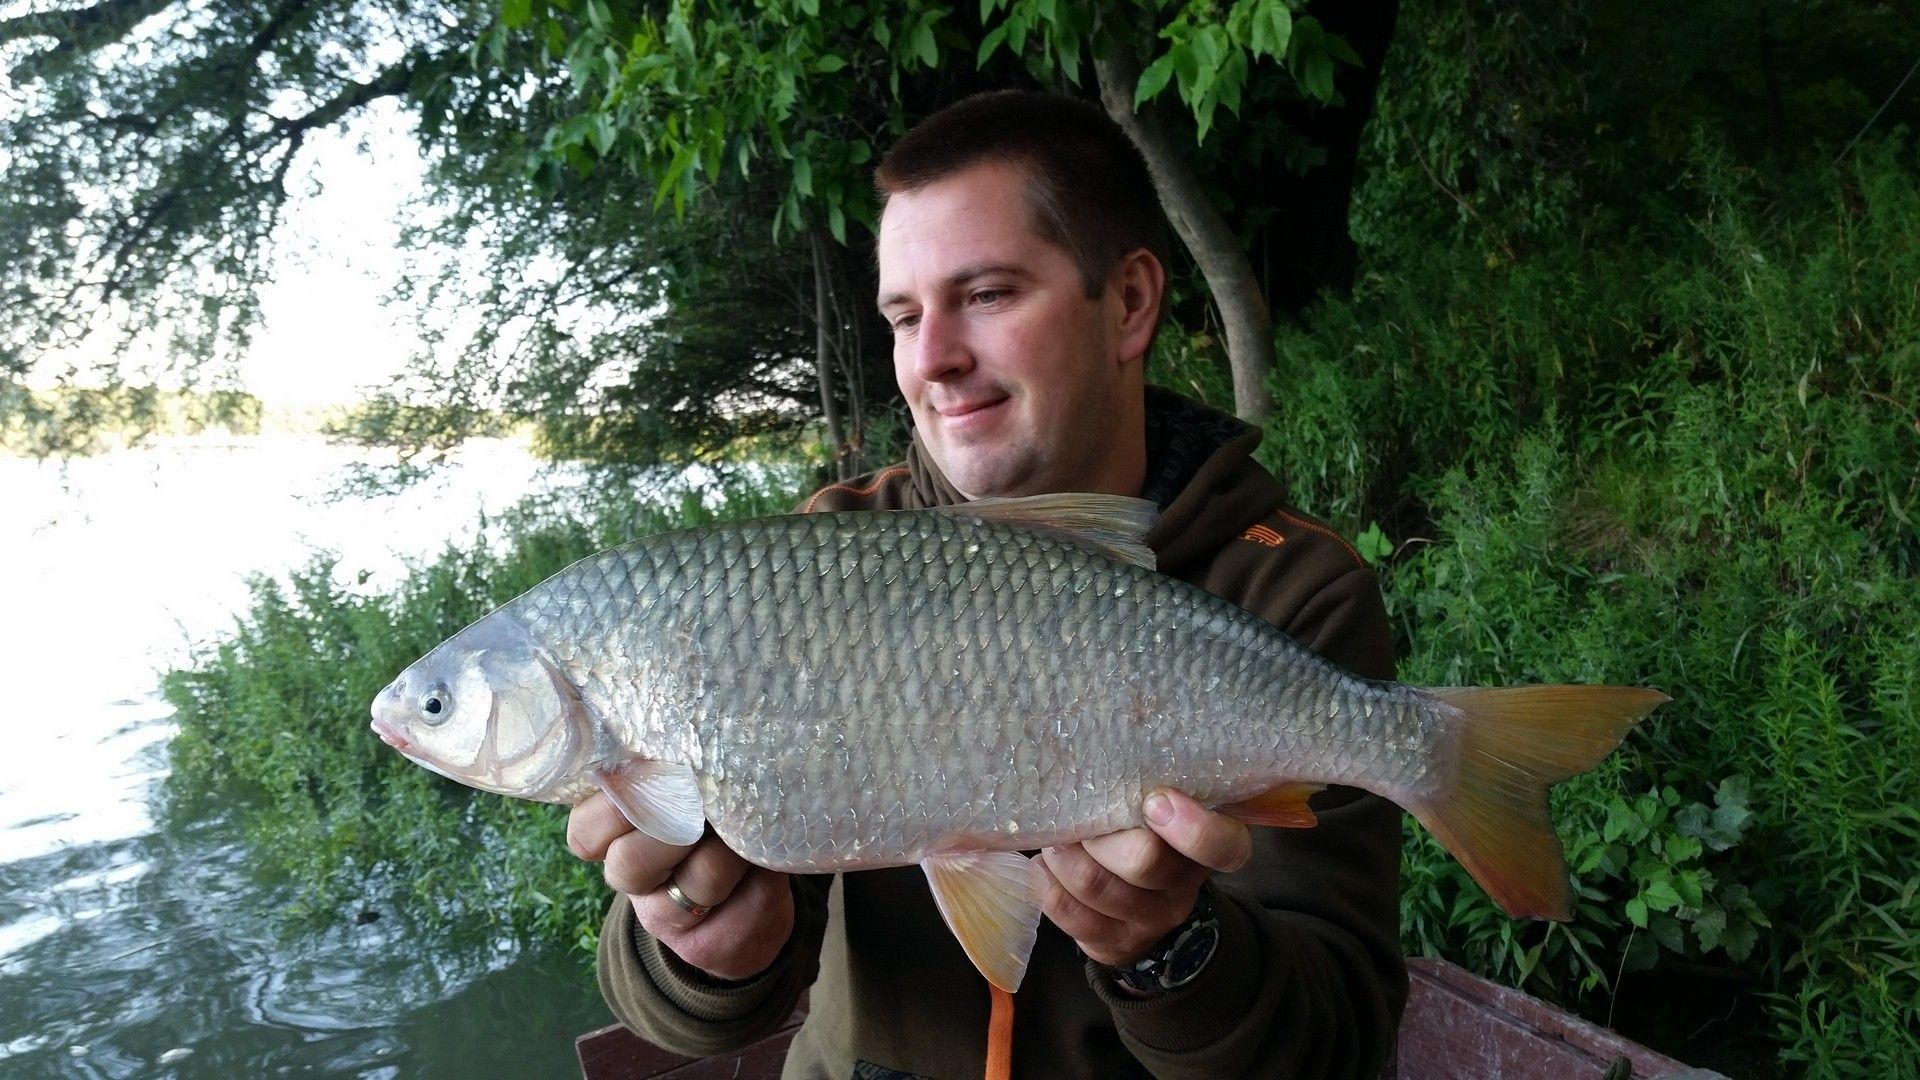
646;868;796;981
642;839;752;934
1041;841;1164;919
1037;857;1129;962
1143;789;1253;873
1078;826;1199;892
566;792;635;861
601;825;703;898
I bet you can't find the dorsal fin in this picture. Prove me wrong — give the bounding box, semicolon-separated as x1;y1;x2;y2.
937;493;1158;570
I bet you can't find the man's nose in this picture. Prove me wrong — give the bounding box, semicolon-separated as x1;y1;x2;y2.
908;308;972;383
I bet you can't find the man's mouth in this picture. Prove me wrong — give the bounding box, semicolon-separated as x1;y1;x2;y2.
936;395;1009;422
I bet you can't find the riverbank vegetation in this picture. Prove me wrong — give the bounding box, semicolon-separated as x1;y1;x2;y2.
0;386;264;456
21;0;1910;1073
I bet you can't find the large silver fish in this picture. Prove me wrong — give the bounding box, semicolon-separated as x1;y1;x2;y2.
370;493;1664;991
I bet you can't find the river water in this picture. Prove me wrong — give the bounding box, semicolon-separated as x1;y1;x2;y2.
0;437;615;1078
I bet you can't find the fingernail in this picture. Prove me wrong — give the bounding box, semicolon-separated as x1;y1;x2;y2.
1145;793;1173;826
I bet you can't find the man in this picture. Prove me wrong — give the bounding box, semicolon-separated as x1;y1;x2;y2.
568;90;1407;1078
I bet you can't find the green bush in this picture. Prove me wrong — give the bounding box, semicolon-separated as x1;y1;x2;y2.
1263;131;1919;1073
162;470;807;950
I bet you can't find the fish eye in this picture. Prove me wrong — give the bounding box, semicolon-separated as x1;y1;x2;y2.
418;684;453;725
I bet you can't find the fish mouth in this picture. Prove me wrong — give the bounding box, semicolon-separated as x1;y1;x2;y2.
369;718;411;752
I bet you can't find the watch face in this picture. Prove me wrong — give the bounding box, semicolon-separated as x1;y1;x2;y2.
1111;891;1221;993
1163;922;1219;988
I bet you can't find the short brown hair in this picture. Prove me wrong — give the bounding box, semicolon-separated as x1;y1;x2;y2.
875;90;1172;299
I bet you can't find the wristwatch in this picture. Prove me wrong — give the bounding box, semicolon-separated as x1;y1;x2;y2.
1107;887;1221;995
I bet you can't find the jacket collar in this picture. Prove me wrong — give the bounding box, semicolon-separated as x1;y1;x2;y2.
902;386;1281;572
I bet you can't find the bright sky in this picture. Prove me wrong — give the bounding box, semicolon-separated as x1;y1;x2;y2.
242;101;430;409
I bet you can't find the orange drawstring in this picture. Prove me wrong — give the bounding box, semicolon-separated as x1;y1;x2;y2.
985;983;1015;1080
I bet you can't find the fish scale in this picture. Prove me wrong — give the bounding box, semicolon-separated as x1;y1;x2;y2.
494;507;1412;874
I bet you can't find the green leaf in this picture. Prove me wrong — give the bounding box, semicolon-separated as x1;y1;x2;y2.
912;20;937;67
799;0;819;15
1642;879;1682;912
828;201;847;245
1673;869;1707;908
1135;54;1176;105
1651;912;1686;953
813;53;847;73
500;0;534;29
588;113;615;155
1664;833;1704;864
1694;905;1728;951
977;23;1008;68
1722;921;1758;962
586;0;610;33
1324;32;1361;66
667;12;695;56
1195;95;1217;142
1192;25;1225;71
793;154;813;197
1265;2;1292;58
1356;522;1392;565
1303;53;1334;101
1625;896;1648;929
1170;42;1198;97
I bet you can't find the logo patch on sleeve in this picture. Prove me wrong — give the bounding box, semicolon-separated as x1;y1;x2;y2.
1239;523;1285;547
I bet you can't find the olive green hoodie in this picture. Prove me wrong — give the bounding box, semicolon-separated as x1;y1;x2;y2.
597;389;1408;1079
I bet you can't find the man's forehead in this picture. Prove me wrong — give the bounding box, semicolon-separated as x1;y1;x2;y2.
875;164;1062;299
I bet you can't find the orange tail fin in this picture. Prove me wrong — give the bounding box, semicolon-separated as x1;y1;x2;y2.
1405;686;1668;921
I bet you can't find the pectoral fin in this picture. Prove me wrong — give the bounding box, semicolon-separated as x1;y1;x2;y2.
592;759;705;847
1219;782;1327;828
921;851;1047;993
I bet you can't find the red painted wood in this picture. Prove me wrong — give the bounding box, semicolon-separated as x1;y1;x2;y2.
1386;957;1714;1079
575;1017;803;1080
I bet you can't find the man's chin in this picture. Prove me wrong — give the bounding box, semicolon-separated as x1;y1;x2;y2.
938;455;1032;501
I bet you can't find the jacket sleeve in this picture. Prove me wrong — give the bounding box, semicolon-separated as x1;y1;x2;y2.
1090;565;1408;1079
595;873;832;1057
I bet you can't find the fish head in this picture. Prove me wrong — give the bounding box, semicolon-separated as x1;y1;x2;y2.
369;612;588;800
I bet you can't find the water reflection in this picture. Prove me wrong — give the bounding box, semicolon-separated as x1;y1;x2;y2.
0;438;612;1079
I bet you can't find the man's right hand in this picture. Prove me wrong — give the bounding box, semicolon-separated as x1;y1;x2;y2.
567;791;794;981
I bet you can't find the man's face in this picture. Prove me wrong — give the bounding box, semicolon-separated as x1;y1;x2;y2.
877;160;1141;499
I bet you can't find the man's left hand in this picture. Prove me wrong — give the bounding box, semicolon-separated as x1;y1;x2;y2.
1039;788;1252;967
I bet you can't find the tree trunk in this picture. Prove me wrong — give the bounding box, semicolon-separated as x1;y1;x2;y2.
809;227;849;477
1095;39;1275;424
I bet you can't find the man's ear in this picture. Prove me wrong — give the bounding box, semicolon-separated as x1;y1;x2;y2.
1111;248;1166;366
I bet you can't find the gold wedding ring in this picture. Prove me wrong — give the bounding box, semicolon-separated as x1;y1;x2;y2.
664;877;712;919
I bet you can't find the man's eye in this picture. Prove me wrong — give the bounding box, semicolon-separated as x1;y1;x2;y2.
890;314;920;334
970;289;1008;306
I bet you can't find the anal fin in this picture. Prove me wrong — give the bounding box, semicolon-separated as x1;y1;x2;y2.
921;851;1046;993
1219;782;1326;828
